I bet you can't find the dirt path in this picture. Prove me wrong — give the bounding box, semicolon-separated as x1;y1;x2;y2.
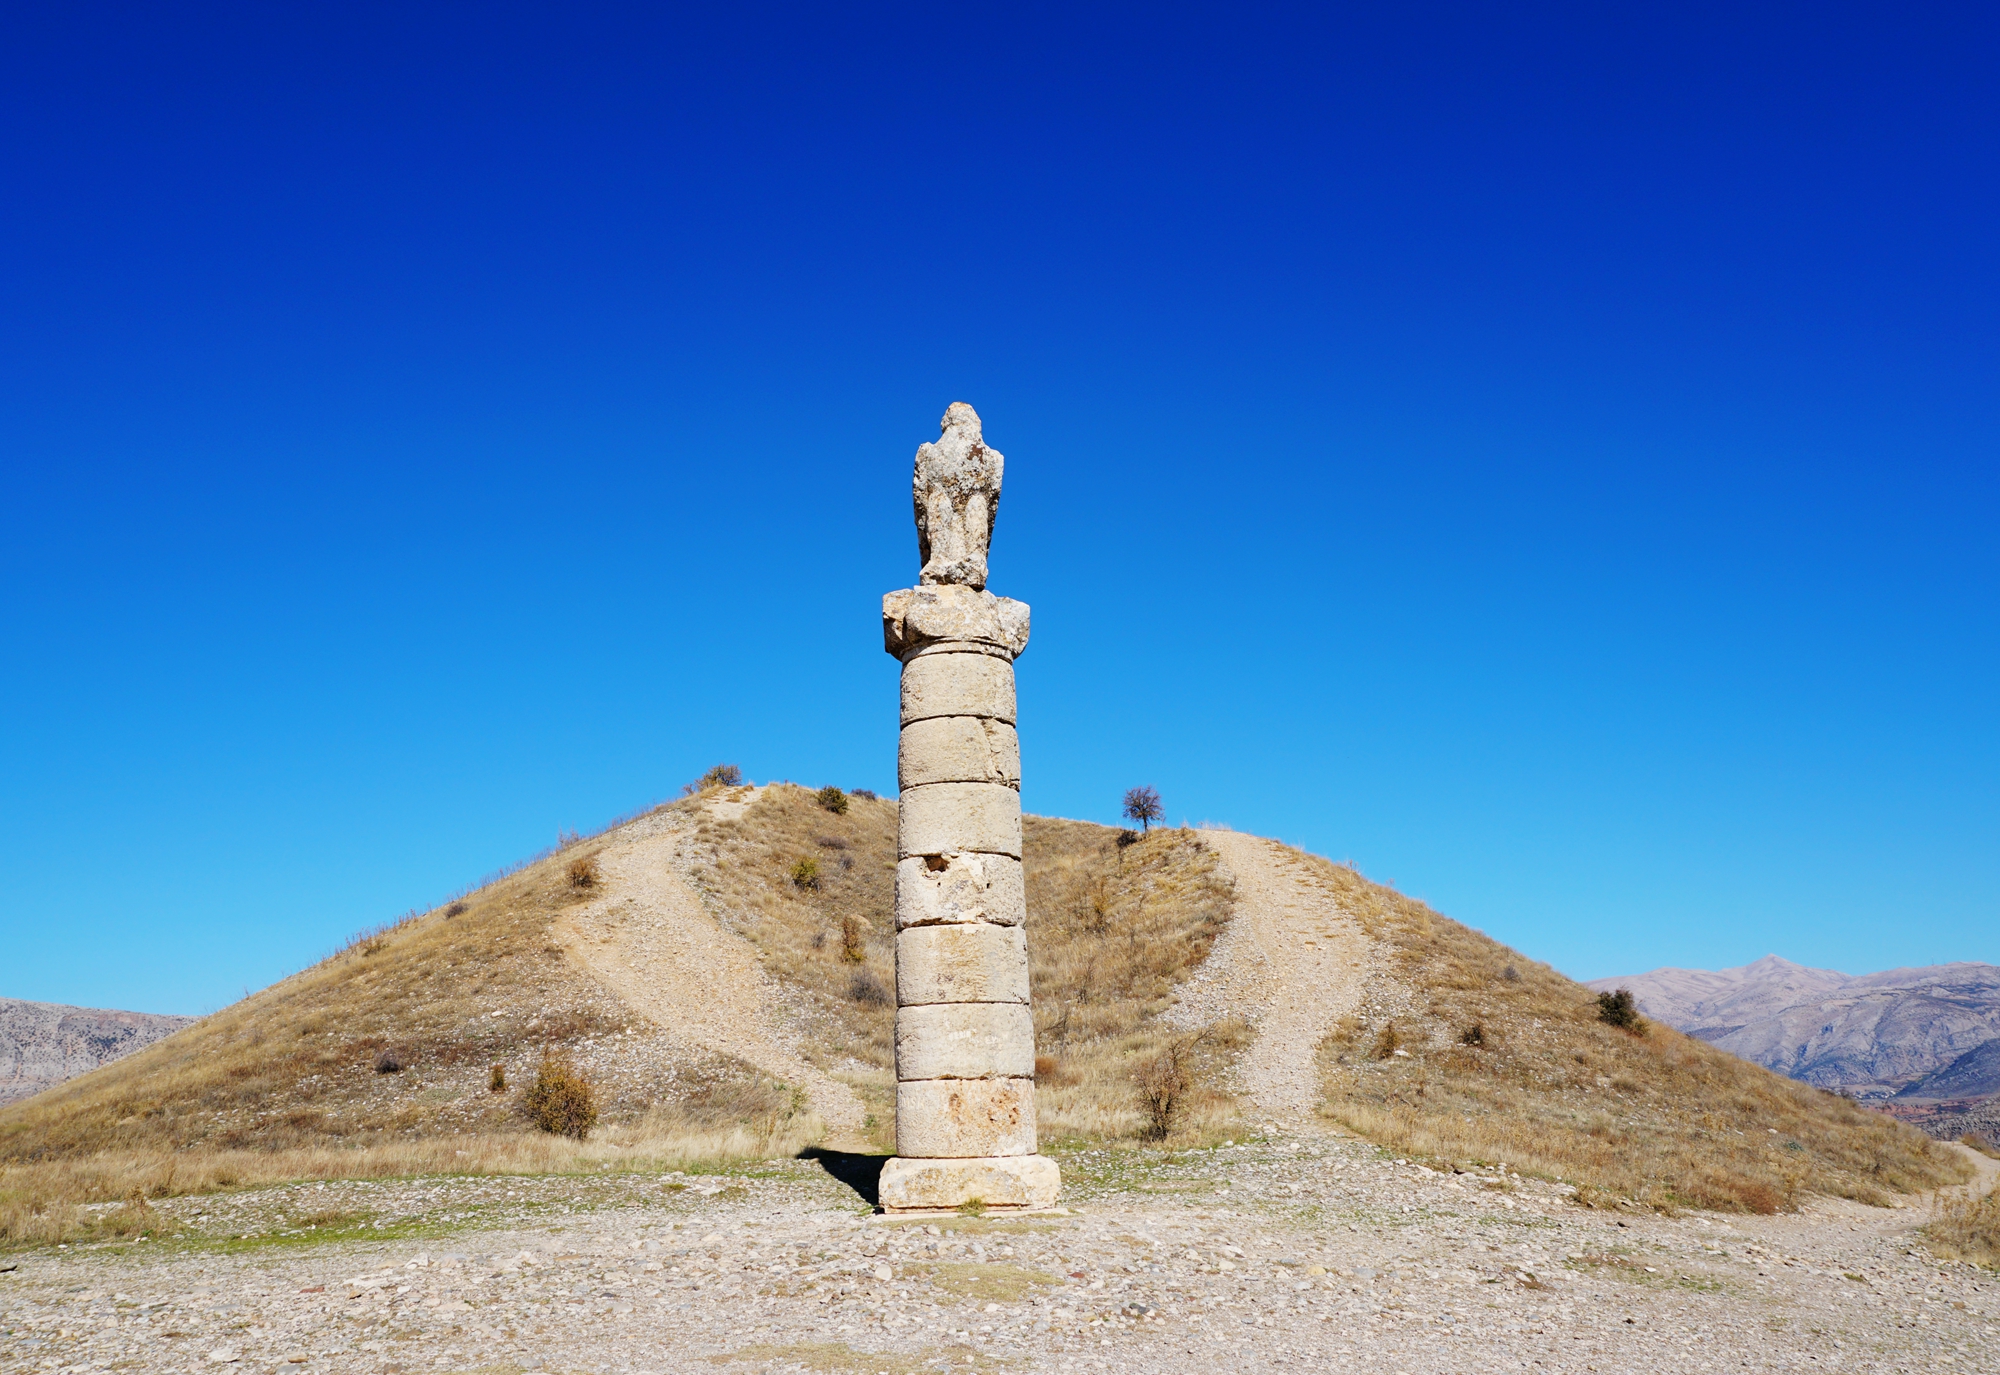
1171;831;1372;1118
552;793;868;1141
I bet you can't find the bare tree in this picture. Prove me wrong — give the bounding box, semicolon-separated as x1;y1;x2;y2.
1122;785;1163;834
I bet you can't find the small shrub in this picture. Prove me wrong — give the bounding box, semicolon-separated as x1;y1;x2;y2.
847;970;892;1007
1372;1022;1403;1059
1134;1035;1201;1140
851;788;877;800
567;854;601;890
1460;1023;1485;1047
489;1062;507;1093
444;900;468;917
525;1054;598;1139
792;857;821;891
1116;828;1140;849
815;786;849;815
374;1050;404;1074
1596;989;1644;1032
814;834;850;849
840;913;868;962
683;763;744;795
1501;963;1521;982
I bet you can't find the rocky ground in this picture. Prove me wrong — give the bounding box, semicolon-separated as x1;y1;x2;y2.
5;1132;1994;1375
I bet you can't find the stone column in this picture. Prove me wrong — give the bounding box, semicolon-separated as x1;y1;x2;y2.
876;405;1060;1214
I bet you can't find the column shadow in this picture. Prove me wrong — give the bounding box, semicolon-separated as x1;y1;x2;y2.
797;1147;890;1208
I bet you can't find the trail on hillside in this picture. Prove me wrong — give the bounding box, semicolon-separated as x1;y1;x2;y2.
552;791;868;1141
1171;831;1373;1118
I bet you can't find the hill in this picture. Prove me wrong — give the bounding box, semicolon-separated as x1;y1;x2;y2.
1590;956;2000;1100
0;999;195;1106
0;784;1967;1243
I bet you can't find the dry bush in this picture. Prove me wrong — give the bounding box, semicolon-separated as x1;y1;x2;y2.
839;913;868;962
1372;1022;1403;1059
524;1054;598;1139
567;853;602;891
488;1062;506;1093
1596;988;1644;1032
1926;1188;2000;1267
685;763;744;794
1303;847;1968;1213
1134;1033;1210;1140
815;786;849;815
846;970;892;1008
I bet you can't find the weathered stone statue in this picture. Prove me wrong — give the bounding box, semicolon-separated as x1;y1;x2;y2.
877;404;1061;1214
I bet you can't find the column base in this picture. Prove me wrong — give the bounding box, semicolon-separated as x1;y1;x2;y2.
878;1154;1061;1213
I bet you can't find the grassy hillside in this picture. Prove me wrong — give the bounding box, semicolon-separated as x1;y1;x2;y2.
0;783;1967;1245
683;787;1238;1145
1302;848;1966;1212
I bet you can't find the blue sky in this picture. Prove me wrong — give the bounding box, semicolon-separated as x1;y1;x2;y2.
2;3;1995;1015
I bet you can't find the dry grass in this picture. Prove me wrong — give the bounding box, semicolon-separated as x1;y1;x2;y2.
1925;1189;2000;1268
1300;849;1969;1212
0;1107;822;1248
684;789;1242;1147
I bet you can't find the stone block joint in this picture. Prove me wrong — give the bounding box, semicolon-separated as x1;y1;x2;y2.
880;402;1060;1214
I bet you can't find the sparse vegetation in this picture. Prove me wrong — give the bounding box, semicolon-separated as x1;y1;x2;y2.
1926;1188;2000;1268
685;763;744;794
1597;988;1644;1032
1308;848;1967;1213
1121;786;1163;834
1372;1022;1403;1059
846;970;892;1007
1133;1033;1209;1140
815;785;849;815
524;1054;598;1139
687;786;1240;1144
839;912;868;962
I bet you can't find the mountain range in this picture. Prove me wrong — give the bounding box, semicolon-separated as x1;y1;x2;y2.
1588;954;2000;1103
0;997;196;1105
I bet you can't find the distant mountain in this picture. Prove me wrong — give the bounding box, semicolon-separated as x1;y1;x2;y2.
1588;955;2000;1100
0;998;197;1105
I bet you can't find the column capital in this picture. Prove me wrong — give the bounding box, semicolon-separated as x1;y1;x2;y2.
883;584;1030;661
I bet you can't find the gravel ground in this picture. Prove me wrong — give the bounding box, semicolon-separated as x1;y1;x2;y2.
5;1133;1994;1375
